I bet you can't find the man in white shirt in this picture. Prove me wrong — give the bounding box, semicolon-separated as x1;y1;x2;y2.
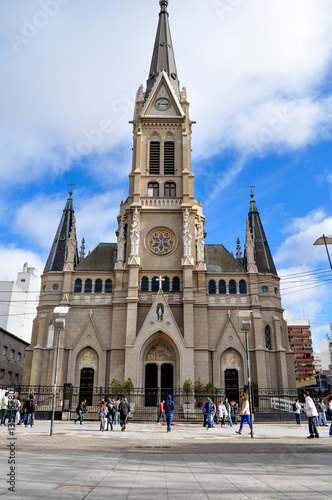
304;392;319;439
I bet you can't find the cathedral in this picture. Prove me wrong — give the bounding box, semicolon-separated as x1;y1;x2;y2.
23;0;296;396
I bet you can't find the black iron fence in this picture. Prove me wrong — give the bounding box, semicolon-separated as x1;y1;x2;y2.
1;385;331;423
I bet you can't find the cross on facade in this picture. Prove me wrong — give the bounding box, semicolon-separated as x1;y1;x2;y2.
156;275;165;291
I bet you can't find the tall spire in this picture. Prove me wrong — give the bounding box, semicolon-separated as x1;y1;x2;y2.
146;0;180;99
44;190;79;273
244;192;277;276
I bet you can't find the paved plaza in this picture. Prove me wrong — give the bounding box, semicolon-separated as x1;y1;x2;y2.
0;421;332;499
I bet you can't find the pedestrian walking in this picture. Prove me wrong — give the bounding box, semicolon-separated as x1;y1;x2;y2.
1;392;9;426
201;401;208;428
106;397;115;431
24;394;37;427
157;400;166;423
317;399;328;427
98;401;108;431
164;394;176;433
218;401;227;427
230;401;238;425
304;392;319;439
294;399;302;426
113;397;121;425
75;399;88;425
118;395;130;431
224;398;233;427
235;393;252;435
326;395;332;437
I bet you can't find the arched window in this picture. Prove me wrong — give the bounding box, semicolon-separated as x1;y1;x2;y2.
149;141;160;174
172;277;180;292
164;182;176;197
74;279;82;293
148;182;159;197
84;279;92;293
239;280;247;294
164;141;175;175
141;276;149;292
162;277;170;292
265;325;272;351
219;280;226;294
229;280;236;294
209;280;216;294
105;279;113;293
95;279;102;293
151;277;159;292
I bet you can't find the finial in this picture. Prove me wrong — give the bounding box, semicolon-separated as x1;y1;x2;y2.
247;183;256;199
68;181;76;198
160;0;168;7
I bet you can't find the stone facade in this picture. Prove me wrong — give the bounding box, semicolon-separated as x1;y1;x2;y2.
23;1;296;392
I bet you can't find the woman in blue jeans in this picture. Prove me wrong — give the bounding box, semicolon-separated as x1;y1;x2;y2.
236;393;251;435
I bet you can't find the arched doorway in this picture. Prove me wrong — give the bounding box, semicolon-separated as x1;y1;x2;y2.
144;343;175;406
79;367;94;406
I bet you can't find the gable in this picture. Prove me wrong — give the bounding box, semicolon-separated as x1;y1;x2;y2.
141;71;184;119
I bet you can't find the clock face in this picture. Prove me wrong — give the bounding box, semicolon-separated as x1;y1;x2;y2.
156;98;170;110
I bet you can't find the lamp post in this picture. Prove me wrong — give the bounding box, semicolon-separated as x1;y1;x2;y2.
50;306;69;436
241;320;254;439
313;235;332;271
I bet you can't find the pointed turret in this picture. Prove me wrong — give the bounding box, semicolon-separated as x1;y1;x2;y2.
244;193;277;275
44;190;78;273
146;0;180;99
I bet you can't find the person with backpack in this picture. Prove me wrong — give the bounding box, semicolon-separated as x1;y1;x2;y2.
118;395;130;431
293;399;302;425
164;394;175;433
317;399;328;427
106;397;116;431
24;394;37;427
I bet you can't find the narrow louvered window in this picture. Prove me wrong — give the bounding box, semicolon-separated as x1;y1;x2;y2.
149;142;160;174
164;141;175;175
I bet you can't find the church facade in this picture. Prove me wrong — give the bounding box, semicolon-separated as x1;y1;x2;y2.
23;0;296;394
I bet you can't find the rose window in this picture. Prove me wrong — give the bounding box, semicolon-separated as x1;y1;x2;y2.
148;230;175;255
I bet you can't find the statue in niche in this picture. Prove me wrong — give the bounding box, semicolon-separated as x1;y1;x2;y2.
183;209;192;257
81;350;96;366
196;215;205;262
147;344;172;361
224;353;238;367
117;215;126;262
130;208;140;256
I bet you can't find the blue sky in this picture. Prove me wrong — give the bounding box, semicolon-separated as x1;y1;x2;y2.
0;0;332;349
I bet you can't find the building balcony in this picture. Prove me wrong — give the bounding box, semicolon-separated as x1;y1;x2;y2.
141;198;183;209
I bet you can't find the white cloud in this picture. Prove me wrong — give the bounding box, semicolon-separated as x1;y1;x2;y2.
1;0;332;188
0;245;44;282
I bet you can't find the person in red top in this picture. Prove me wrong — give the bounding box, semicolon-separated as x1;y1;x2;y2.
157;400;166;424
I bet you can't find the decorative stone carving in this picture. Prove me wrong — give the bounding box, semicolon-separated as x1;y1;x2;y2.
81;350;96;366
183;209;191;256
130;208;139;256
136;84;144;102
116;215;126;263
180;86;188;103
224;353;238;367
245;218;258;273
146;344;173;361
196;216;206;270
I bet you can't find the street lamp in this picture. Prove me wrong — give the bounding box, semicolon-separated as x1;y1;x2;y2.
241;320;254;439
313;235;332;271
50;306;69;436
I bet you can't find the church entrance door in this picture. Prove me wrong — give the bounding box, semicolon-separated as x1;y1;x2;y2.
161;363;173;400
145;363;158;407
79;367;94;406
225;369;239;404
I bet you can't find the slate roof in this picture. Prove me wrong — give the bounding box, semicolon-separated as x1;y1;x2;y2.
44;192;78;273
205;245;246;274
146;0;180;99
245;195;277;276
75;244;117;272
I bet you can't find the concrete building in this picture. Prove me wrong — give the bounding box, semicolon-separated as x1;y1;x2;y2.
0;263;40;343
23;1;296;394
0;327;29;386
284;311;315;381
319;324;332;373
313;351;322;373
